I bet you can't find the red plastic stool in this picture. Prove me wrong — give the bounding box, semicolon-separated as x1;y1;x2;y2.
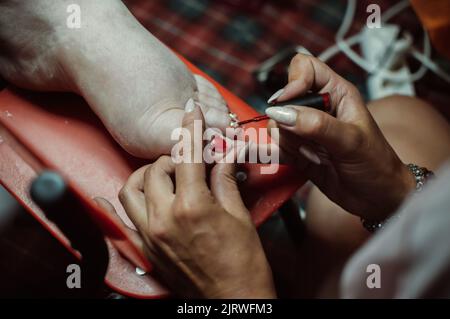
0;56;305;298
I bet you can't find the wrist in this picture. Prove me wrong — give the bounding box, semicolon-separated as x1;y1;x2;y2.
395;162;417;207
379;162;416;220
361;162;422;232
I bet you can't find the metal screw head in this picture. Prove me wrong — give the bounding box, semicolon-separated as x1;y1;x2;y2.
135;267;147;276
235;171;248;182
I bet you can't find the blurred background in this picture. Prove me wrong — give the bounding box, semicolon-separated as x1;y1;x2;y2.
122;0;450;119
1;0;449;298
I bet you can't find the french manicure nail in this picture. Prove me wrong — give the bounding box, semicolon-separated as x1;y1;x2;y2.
185;98;195;113
297;46;313;56
299;146;321;165
265;107;297;126
267;89;285;104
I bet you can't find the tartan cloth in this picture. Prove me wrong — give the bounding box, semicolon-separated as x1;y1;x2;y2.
124;0;450;119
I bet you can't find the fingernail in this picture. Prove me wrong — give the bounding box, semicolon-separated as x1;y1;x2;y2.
297;46;313;56
265;107;297;126
185;98;195;113
267;89;285;104
299;146;321;165
212;135;227;153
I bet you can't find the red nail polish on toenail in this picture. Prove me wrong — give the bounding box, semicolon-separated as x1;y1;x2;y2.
212;136;227;153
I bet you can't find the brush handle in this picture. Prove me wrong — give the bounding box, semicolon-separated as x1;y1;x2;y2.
236;93;332;126
271;93;331;112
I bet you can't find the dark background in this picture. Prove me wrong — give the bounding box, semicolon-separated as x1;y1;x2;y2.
1;0;449;298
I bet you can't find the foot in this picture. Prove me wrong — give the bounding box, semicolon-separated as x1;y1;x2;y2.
0;0;229;159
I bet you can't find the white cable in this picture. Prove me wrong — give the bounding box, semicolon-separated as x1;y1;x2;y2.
318;0;409;65
318;0;450;85
408;31;430;82
378;30;430;83
373;24;450;84
412;49;450;84
335;0;375;72
318;33;361;62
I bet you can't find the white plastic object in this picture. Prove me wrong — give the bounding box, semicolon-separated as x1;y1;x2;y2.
360;24;415;99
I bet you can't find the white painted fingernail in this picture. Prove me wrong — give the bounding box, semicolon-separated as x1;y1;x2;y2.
184;98;195;113
299;146;321;165
267;89;285;104
265;107;297;126
297;46;313;56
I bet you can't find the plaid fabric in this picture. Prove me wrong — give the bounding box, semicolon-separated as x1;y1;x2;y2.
124;0;450;119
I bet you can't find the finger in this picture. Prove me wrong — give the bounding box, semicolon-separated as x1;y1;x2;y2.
94;197;165;275
206;134;238;164
94;197;145;252
266;120;313;165
210;133;284;166
210;163;251;223
144;156;176;217
273;53;355;114
203;106;230;131
250;139;312;171
118;165;149;231
246;140;292;165
285;54;334;97
265;105;362;156
267;121;305;155
175;103;209;194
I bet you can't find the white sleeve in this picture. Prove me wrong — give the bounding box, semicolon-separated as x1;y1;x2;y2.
341;162;450;298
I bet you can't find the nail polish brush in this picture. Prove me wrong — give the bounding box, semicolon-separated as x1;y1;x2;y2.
233;92;331;127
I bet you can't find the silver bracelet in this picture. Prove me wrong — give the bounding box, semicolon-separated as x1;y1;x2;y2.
407;163;434;192
361;163;434;233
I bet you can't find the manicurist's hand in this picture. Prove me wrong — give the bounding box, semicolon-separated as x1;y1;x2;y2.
98;105;275;298
0;0;229;159
265;53;416;221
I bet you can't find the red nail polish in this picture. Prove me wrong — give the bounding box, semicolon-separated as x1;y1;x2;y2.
212;136;227;153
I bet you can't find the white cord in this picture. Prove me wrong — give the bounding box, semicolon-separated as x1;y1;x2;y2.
378;30;431;83
409;31;430;82
335;0;375;72
318;0;450;85
318;0;410;63
412;49;450;83
318;33;361;62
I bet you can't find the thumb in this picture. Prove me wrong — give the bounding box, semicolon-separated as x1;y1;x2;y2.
94;197;145;253
265;106;362;156
210;163;251;224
